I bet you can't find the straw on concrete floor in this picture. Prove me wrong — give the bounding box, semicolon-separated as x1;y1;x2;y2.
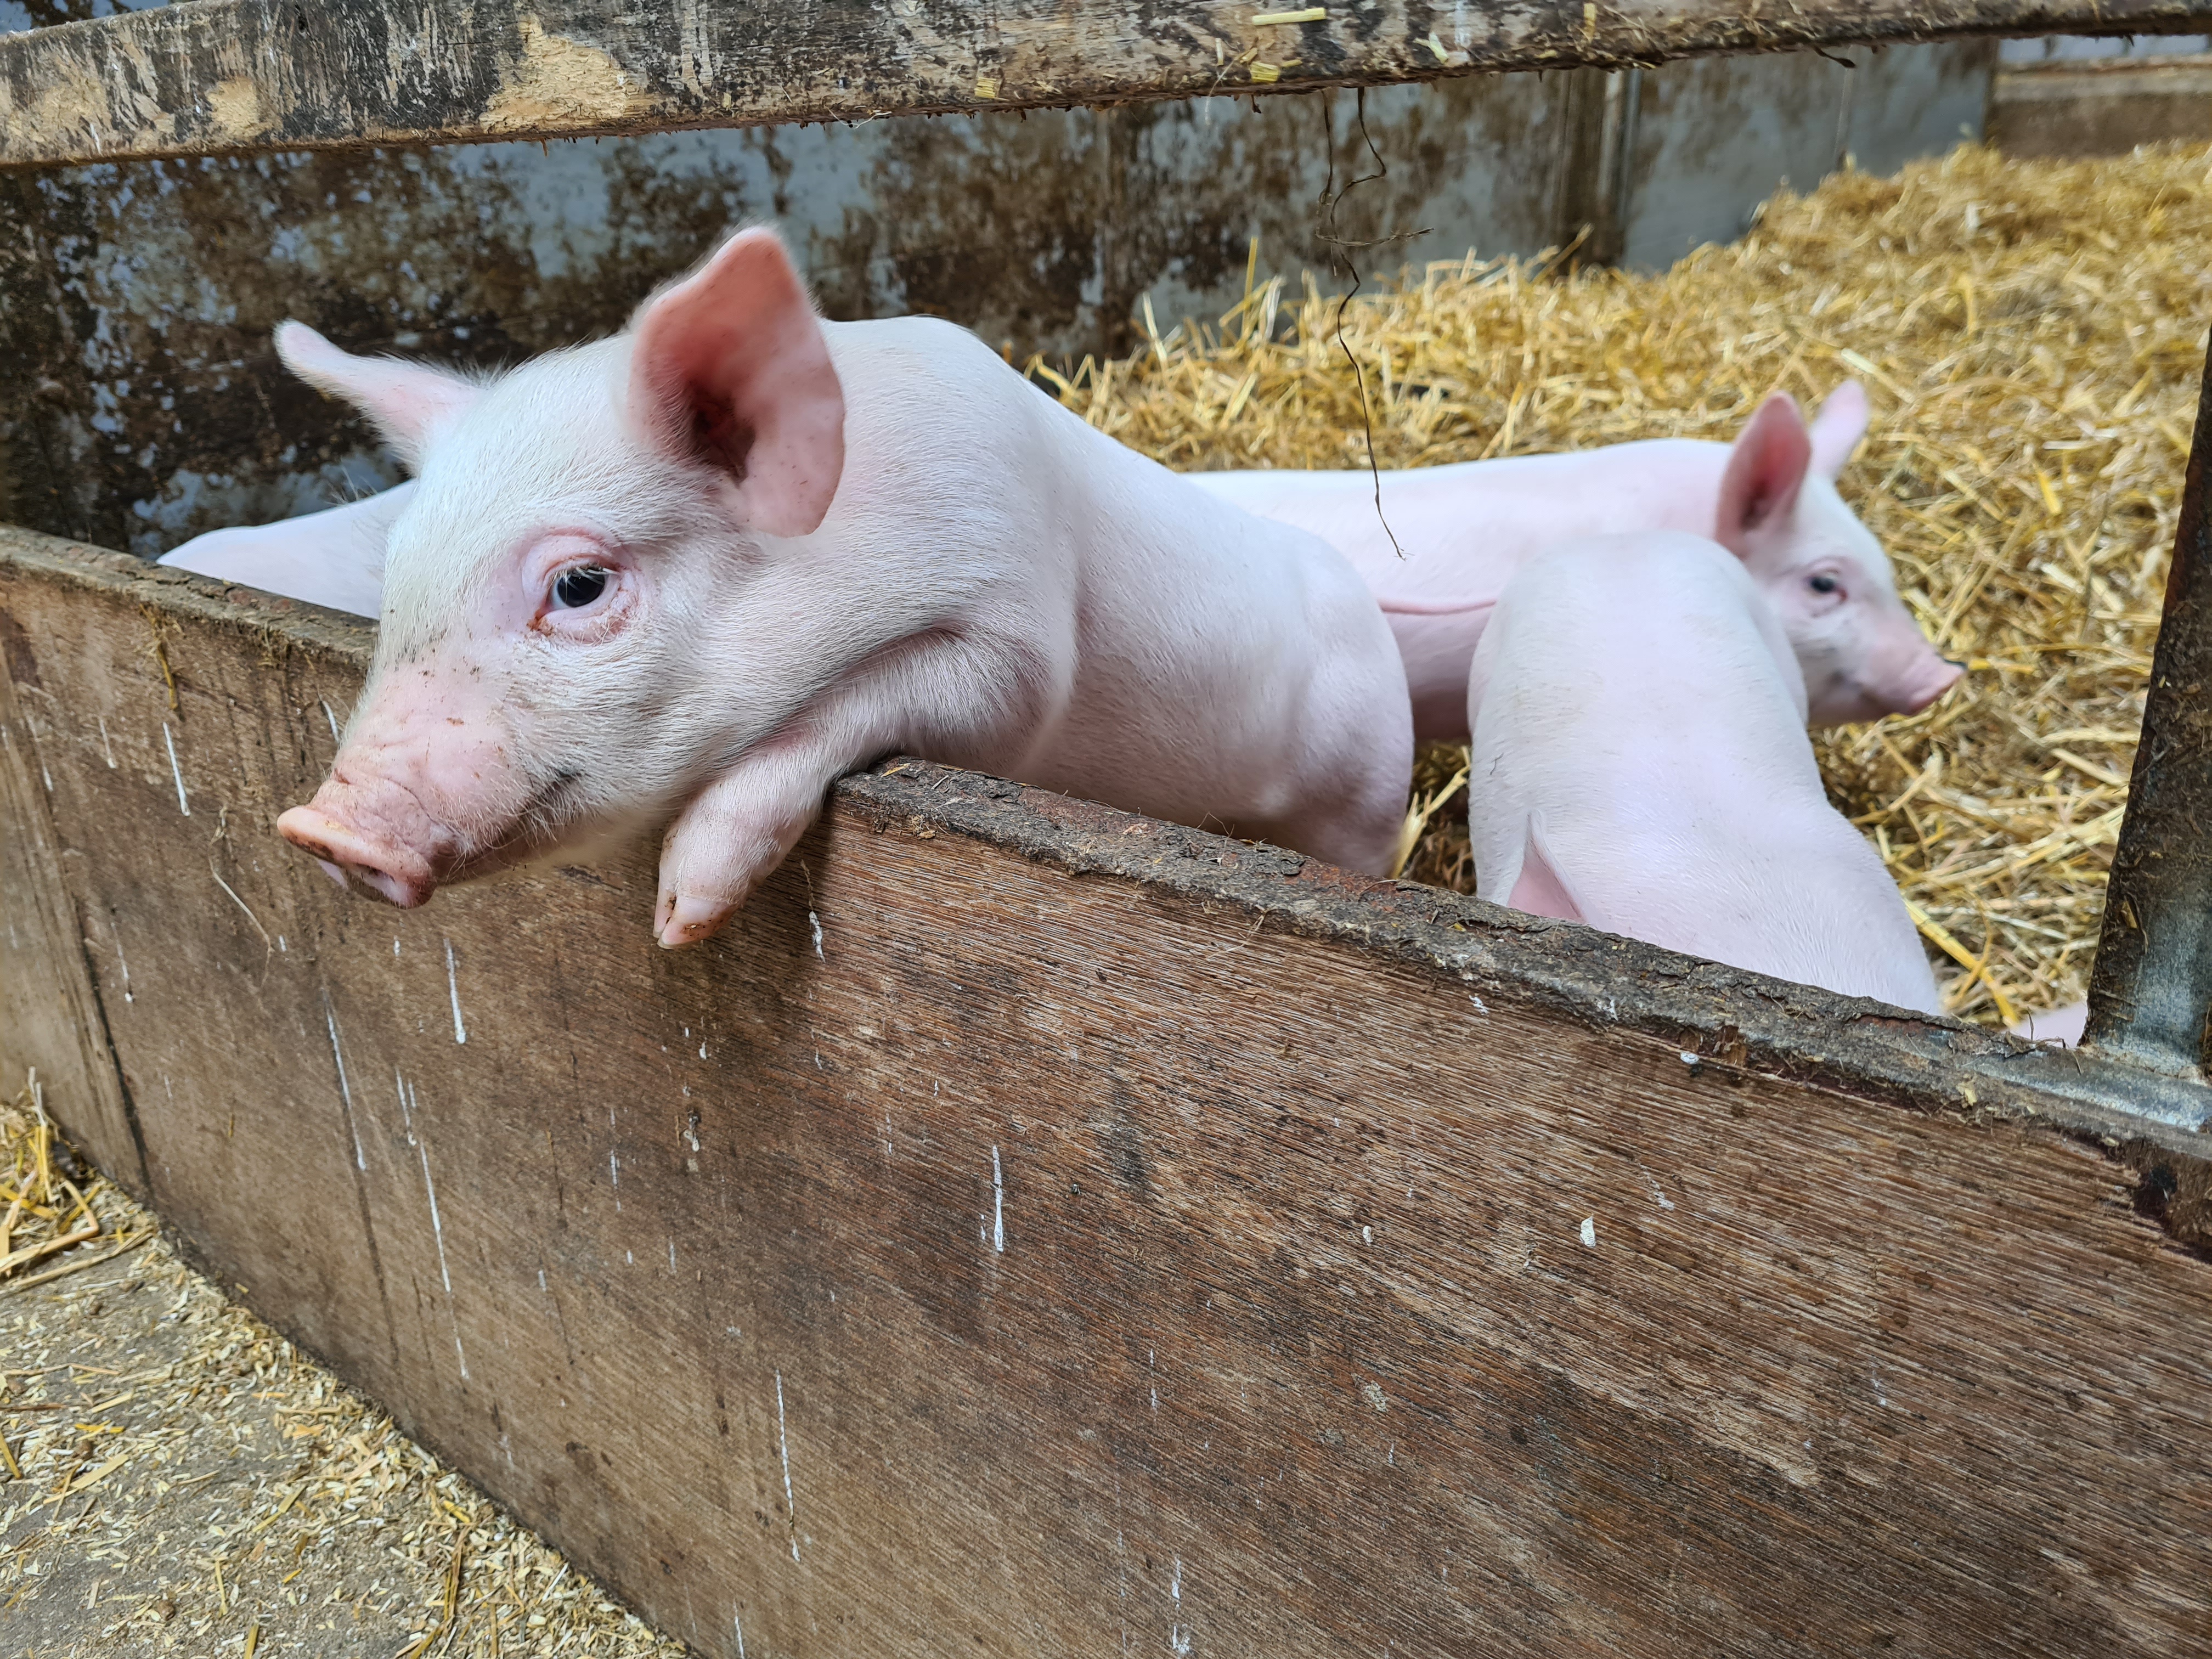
1036;141;2212;1024
1;1076;682;1656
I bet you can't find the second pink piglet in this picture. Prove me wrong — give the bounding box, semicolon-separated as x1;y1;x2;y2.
1466;530;1942;1013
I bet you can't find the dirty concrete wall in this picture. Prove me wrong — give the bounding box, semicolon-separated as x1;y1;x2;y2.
0;1;1989;556
0;77;1576;556
1624;43;1995;269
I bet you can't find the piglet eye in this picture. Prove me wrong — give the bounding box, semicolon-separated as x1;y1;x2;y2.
551;566;610;610
1808;574;1841;596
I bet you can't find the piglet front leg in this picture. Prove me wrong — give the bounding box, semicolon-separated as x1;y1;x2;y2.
651;635;991;946
656;733;858;949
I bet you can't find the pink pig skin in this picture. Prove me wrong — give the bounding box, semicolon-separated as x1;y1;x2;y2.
1191;383;1962;740
271;228;1412;947
2009;1000;2088;1046
156;483;412;619
1466;531;1942;1014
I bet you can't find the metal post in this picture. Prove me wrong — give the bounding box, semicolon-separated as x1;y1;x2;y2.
1592;66;1642;266
2083;328;2212;1077
1554;67;1641;269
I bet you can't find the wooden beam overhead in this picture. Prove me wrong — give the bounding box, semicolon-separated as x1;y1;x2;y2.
5;0;2212;170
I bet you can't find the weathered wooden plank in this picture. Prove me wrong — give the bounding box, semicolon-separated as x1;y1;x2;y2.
1988;54;2212;158
0;556;146;1196
4;521;2212;1658
2;0;2207;170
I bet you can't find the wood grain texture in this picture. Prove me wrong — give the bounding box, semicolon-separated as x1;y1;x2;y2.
4;0;2210;170
0;565;147;1196
4;522;2212;1658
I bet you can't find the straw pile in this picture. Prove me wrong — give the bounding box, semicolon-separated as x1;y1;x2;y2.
1;1075;681;1656
1032;142;2212;1024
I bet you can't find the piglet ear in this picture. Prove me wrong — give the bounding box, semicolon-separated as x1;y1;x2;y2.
275;323;482;471
1807;380;1871;479
1715;392;1813;556
627;228;846;539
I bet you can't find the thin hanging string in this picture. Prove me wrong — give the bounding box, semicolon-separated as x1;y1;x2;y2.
1315;87;1430;560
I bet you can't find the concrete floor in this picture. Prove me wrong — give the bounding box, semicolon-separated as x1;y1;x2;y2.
2;1164;682;1658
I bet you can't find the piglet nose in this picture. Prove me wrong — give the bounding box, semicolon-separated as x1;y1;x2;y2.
1918;658;1966;709
277;805;437;908
1884;656;1964;716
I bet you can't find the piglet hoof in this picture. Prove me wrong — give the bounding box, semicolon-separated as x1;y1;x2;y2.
657;890;735;950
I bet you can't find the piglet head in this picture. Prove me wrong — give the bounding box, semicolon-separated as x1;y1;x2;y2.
1716;383;1962;726
274;227;848;906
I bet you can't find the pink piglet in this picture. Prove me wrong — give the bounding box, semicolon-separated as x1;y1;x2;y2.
1465;530;1942;1013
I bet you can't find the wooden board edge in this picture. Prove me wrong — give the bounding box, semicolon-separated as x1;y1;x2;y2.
0;524;376;665
5;523;2208;1246
833;762;2212;1206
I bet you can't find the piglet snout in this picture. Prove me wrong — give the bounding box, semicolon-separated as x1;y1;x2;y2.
1886;656;1965;716
278;803;438;909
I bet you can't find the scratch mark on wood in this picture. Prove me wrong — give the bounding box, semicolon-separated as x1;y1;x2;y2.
323;998;365;1172
775;1369;799;1564
211;861;272;955
444;938;467;1044
161;722;189;816
106;911;132;1005
398;1070;468;1379
991;1143;1006;1254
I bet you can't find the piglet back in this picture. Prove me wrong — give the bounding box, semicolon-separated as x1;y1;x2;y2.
1468;532;1940;1014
